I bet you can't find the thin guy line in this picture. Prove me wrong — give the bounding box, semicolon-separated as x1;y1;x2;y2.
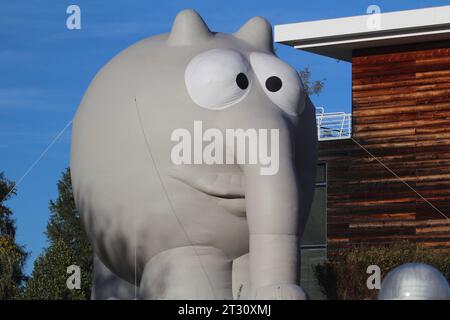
134;98;218;299
0;119;73;203
351;137;450;222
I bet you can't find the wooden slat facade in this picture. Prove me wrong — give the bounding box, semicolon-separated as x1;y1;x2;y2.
319;41;450;253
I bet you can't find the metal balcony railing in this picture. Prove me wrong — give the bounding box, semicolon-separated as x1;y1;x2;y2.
316;107;352;141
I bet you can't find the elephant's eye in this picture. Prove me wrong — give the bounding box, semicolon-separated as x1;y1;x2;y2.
236;73;249;90
185;49;252;110
250;52;305;116
265;76;282;92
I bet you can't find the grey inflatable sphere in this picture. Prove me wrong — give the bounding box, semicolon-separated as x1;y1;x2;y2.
378;263;450;300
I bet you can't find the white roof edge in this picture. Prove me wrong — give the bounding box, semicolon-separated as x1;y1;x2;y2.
274;5;450;61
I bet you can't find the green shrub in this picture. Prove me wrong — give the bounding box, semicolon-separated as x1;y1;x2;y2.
314;242;450;300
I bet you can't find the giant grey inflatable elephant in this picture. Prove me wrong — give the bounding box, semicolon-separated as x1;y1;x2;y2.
70;9;318;300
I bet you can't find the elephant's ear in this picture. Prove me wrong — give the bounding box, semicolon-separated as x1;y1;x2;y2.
168;9;213;46
234;17;274;53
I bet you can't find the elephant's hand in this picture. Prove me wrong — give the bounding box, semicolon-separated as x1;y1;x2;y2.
254;284;308;300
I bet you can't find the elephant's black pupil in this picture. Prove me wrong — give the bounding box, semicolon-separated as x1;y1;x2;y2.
265;76;282;92
236;73;249;90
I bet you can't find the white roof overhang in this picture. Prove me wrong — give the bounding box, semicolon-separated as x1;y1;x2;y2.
274;6;450;62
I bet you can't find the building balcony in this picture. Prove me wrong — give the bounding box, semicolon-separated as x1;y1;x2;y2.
316;107;352;141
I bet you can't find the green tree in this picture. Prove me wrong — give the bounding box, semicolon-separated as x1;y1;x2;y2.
299;66;325;96
46;168;92;272
0;172;27;299
0;172;18;238
22;239;90;299
23;168;92;299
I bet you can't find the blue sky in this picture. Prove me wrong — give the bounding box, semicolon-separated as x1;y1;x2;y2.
1;0;449;275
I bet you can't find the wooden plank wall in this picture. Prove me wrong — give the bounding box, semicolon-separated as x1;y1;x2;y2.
319;42;450;253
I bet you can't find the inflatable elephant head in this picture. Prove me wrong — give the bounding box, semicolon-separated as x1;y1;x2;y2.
71;9;317;300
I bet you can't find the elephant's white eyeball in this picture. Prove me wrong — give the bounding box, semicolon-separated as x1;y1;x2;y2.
185;49;252;110
250;52;305;116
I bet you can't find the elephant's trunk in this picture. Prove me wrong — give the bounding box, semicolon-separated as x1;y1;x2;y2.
241;128;303;297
